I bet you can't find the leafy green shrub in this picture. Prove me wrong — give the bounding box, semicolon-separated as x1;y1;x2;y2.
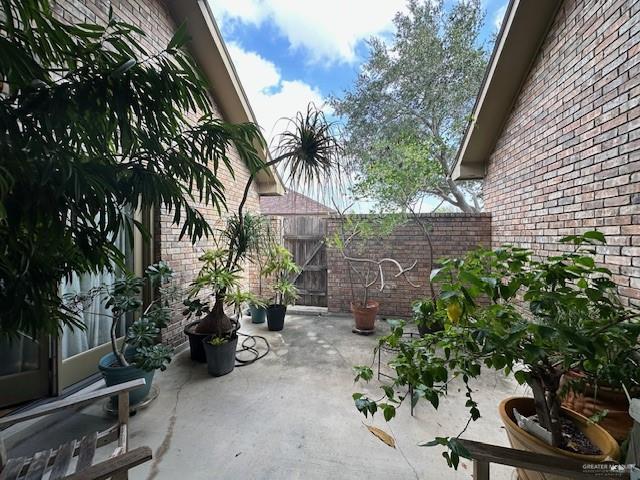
0;0;266;338
66;262;177;372
262;245;301;306
353;231;640;467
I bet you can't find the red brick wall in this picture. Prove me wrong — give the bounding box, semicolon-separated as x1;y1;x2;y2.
53;0;263;346
326;214;492;318
484;0;640;306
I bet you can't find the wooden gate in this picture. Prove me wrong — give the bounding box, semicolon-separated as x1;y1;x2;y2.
283;216;327;307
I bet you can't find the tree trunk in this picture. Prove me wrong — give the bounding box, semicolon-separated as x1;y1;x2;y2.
195;296;233;337
445;177;478;213
111;313;129;367
529;375;563;448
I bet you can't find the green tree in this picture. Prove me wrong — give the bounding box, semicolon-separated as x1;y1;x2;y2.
0;0;266;337
332;0;488;212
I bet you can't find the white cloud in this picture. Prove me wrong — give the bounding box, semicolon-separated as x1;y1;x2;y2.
493;3;507;30
226;43;327;142
211;0;406;64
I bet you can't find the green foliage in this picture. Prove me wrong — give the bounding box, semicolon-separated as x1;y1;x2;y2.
262;245;301;306
352;137;443;213
0;0;268;338
225;289;265;319
134;344;173;372
65;262;176;371
331;0;488;212
352;231;640;466
223;212;265;268
412;299;445;332
189;248;241;297
207;336;229;346
272;105;343;194
327;213;403;256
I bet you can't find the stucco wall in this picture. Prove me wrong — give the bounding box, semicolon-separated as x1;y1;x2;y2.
326;214;492;318
53;0;263;346
484;0;640;306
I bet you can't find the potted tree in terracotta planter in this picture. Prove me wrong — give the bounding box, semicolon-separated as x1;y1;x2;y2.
261;245;300;331
66;262;175;406
353;231;639;476
329;208;420;334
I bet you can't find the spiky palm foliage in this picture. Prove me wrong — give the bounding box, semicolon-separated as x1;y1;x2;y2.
272;105;342;193
0;0;266;337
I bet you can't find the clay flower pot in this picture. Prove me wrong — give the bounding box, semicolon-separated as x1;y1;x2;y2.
560;370;633;442
350;300;380;332
499;396;619;480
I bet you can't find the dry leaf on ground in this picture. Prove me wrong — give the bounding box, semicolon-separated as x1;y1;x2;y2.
364;423;396;448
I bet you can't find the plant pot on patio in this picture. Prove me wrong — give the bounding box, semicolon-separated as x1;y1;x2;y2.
203;335;238;377
99;349;155;407
249;303;267;324
351;300;379;333
499;397;619;480
184;320;208;363
560;371;634;442
266;304;287;331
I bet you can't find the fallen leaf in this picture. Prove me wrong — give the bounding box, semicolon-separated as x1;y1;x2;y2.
364;424;396;448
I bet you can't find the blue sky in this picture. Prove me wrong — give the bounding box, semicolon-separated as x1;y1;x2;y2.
209;0;509;144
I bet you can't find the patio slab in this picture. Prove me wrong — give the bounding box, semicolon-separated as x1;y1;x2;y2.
8;314;524;479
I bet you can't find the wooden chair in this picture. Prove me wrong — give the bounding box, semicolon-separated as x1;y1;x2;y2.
0;379;152;480
460;438;629;479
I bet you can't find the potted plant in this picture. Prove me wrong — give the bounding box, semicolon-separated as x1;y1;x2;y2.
558;316;640;442
66;262;175;406
248;215;276;324
329;208;420;333
353;231;639;474
182;246;243;363
200;289;260;376
261;245;300;331
411;299;444;336
182;106;342;358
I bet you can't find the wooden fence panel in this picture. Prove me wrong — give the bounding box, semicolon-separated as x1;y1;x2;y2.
283;216;327;307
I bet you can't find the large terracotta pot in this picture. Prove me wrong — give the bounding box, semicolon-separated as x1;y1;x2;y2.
350;300;379;331
560;371;633;442
499;397;619;480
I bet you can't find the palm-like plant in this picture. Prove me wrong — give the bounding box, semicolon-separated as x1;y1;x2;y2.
262;245;301;306
0;0;267;338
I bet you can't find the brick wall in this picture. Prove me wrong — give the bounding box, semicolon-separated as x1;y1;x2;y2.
484;0;640;306
53;0;263;346
326;214;492;318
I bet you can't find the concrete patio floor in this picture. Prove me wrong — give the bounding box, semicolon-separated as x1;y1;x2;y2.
9;313;525;479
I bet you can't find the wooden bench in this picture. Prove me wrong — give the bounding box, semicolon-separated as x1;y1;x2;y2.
460;438;630;480
0;379;152;480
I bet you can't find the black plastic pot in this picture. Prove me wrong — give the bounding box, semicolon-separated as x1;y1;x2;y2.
184;321;207;363
417;322;444;337
417;314;444;337
203;335;238;377
266;304;287;331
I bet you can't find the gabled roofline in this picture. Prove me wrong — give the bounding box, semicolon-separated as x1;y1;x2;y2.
164;0;285;195
452;0;562;180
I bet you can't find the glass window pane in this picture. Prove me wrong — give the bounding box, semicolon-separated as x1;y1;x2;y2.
0;335;41;376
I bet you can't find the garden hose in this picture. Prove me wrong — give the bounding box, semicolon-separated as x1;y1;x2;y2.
235;331;270;366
